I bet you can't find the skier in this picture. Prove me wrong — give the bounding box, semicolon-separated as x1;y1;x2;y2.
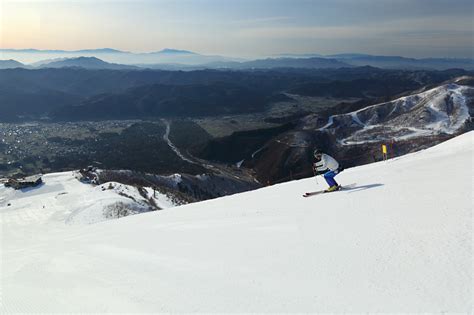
313;149;343;192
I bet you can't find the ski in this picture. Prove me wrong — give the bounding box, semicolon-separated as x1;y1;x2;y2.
303;184;356;197
303;190;326;197
303;188;338;197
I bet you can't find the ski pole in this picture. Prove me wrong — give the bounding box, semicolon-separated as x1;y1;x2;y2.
312;166;319;185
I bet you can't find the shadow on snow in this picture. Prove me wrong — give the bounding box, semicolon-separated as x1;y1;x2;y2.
343;183;384;193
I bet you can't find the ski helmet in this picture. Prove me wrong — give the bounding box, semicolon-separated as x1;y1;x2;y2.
313;149;322;157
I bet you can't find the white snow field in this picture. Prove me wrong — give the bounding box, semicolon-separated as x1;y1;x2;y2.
0;172;176;226
1;132;472;313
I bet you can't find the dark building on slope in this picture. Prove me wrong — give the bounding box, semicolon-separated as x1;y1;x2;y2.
4;175;43;190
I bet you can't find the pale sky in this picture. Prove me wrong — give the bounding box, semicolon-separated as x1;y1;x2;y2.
1;0;473;58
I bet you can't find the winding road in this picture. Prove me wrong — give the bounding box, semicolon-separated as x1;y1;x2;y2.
161;119;259;183
162;119;198;165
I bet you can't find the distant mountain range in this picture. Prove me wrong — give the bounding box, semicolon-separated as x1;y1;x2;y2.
0;48;235;65
201;57;350;70
5;54;473;72
329;54;474;70
0;56;352;71
1;48;473;70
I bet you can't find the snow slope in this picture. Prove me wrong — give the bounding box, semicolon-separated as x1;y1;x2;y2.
0;172;176;226
318;83;473;144
1;132;472;313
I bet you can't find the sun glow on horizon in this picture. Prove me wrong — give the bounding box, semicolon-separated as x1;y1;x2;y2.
1;0;473;58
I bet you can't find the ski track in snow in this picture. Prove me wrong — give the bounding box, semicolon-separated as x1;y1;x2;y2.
318;115;334;130
0;132;472;313
350;112;366;127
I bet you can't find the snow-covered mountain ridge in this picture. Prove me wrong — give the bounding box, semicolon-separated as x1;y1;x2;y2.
0;132;472;312
313;83;473;144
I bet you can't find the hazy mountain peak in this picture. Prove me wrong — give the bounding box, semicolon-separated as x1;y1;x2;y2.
38;56;137;70
155;48;198;55
276;53;323;58
76;48;127;54
45;56;107;66
0;59;25;69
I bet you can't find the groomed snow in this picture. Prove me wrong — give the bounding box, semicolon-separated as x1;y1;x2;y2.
1;132;472;313
0;172;176;226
